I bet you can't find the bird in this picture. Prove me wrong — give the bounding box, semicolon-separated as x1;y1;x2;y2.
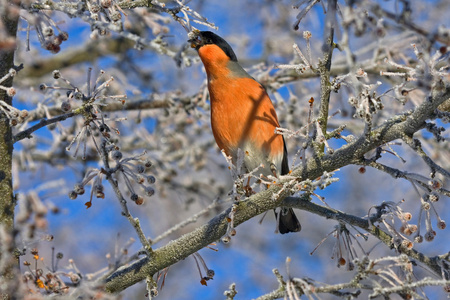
190;31;301;234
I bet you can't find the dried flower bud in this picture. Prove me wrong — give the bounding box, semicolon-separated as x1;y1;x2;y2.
68;190;78;200
69;272;80;284
150;288;158;297
20;110;28;118
111;150;122;160
35;269;43;277
144;186;155;197
56;252;63;259
45;42;60;54
222;235;231;244
135;195;144;205
99;124;109;132
90;4;100;13
61;101;71;112
59;31;69;41
74;91;83;100
53;35;63;46
428;192;439;202
429;179;443;190
403;224;417;235
144;160;152;168
136;165;145;173
147;175;156;184
401;239;413;249
414;235;423;243
303;31;312;39
424;231;436;242
101;0;112;8
39;83;47;91
130;193;139;202
402;212;412;221
136;174;145;184
52;70;61;79
110;11;121;22
6;87;15;97
437;220;446;230
206;269;215;279
43;26;53;36
74;184;85;195
356;68;366;77
95;184;104;193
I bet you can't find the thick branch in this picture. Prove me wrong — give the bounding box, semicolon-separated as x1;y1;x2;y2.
0;1;20;298
0;0;19;234
18;37;135;79
104;193;310;293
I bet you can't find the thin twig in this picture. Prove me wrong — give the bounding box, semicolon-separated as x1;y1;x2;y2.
317;0;337;153
100;140;153;254
13;111;76;143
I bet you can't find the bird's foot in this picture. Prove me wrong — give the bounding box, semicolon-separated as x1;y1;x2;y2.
244;184;255;197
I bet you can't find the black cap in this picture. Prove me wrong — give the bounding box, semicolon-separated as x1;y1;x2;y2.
190;31;238;62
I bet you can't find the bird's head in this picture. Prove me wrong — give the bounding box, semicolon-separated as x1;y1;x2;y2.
189;31;238;62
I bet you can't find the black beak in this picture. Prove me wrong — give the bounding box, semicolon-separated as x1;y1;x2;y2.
188;34;202;50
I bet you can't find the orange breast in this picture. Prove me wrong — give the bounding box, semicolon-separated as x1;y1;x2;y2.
208;76;285;163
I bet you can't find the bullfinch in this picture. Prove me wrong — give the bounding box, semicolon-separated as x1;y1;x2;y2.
190;31;301;234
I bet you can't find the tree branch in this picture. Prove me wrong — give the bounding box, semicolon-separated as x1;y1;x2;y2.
283;197;446;277
0;0;21;297
317;0;337;142
12;111;76;143
24;98;171;123
18;37;135;79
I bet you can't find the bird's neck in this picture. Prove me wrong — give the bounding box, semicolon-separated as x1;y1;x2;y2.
200;57;230;81
198;45;232;81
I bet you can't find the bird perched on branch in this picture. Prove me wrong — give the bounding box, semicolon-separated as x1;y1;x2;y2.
190;31;301;234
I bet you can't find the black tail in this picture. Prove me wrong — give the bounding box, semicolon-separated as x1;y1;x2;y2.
276;207;301;234
276;138;301;234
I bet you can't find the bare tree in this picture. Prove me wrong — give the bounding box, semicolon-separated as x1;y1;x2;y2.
0;0;449;299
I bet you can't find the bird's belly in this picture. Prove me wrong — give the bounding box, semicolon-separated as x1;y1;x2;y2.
240;141;283;177
211;112;283;177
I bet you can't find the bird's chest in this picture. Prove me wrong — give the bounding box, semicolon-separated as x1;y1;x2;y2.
207;77;281;173
208;78;249;156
